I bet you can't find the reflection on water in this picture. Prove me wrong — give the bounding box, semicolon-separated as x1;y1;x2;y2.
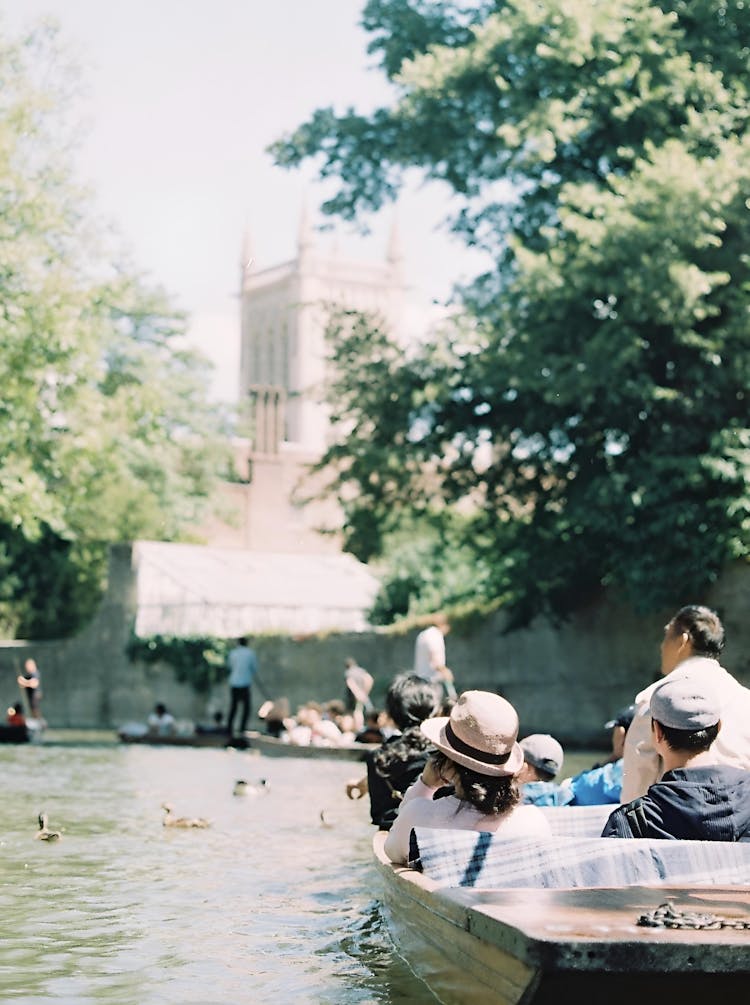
0;742;431;1004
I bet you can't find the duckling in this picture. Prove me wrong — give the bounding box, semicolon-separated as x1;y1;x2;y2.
233;778;268;796
161;803;210;829
319;809;336;829
35;812;62;842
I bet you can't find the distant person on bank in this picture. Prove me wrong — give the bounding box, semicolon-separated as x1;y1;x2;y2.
621;605;750;802
413;616;456;700
603;675;750;840
17;657;43;721
226;636;261;737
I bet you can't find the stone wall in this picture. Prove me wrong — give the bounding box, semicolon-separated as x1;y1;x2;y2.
1;544;748;743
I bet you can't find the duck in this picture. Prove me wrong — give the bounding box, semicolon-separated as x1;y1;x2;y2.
233;778;268;796
35;812;62;841
161;803;210;829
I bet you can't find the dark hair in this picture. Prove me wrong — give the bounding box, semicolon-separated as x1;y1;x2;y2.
432;751;520;816
372;675;440;778
155;703;167;716
669;605;725;657
656;720;720;754
385;673;440;732
532;765;556;783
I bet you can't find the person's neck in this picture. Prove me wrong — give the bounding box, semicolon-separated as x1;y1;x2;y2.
662;748;717;773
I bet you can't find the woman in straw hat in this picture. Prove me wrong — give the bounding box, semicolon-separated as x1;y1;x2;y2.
384;690;551;864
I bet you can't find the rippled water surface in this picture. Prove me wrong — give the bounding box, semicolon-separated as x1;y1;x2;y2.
0;740;433;1004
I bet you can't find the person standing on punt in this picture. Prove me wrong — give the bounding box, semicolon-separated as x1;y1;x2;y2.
603;675;750;840
226;636;259;739
413;616;456;701
17;657;43;722
384;690;551;864
621;605;750;801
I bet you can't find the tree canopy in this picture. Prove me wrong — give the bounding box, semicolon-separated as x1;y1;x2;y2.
272;0;750;624
0;21;231;638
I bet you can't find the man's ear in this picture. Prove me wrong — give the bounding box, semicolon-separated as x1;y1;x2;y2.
651;718;664;744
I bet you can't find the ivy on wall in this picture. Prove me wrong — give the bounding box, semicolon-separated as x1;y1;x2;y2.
125;633;232;694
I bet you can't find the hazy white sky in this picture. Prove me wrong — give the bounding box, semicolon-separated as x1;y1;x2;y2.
2;0;485;400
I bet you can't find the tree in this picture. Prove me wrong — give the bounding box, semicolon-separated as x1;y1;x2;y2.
0;21;231;638
273;1;750;623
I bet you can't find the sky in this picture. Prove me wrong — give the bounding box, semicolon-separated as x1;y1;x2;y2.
2;0;486;402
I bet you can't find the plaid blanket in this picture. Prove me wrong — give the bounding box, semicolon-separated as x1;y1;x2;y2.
538;804;613;838
409;829;750;889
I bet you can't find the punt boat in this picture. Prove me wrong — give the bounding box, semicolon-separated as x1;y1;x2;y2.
246;730;378;761
0;720;45;743
117;728;240;748
372;807;750;1004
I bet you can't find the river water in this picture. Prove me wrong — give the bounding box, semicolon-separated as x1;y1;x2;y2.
0;739;433;1004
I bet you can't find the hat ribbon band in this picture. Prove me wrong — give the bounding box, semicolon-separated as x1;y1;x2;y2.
445;722;512;766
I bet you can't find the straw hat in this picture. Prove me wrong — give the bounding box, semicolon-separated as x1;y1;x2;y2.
420;690;523;777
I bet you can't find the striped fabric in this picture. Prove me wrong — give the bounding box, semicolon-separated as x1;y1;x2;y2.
409;829;750;889
538;804;613;838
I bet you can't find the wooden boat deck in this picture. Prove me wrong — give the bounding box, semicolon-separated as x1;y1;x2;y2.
373;832;750;1004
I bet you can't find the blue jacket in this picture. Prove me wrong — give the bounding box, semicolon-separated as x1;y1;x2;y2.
602;765;750;840
523;760;623;807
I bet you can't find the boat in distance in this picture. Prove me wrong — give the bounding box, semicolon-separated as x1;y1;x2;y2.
245;730;378;761
117;728;245;748
372;827;750;1005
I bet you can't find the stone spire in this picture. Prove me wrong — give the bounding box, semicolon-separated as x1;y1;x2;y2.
387;213;404;271
240;224;254;288
297;197;314;263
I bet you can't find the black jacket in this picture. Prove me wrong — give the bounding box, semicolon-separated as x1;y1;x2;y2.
366;732;430;831
602;765;750;841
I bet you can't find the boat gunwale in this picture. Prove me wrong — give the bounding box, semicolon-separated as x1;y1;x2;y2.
372;832;750;976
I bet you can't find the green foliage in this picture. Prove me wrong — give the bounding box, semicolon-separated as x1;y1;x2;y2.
275;1;750;624
368;514;495;623
0;21;232;637
125;634;232;695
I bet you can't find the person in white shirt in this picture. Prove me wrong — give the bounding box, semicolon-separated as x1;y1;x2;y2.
413;617;456;699
147;703;176;737
621;604;750;801
384;690;551;864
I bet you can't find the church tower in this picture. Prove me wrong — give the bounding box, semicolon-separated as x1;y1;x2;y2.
239;206;406;455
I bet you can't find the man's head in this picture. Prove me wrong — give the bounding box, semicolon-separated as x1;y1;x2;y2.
237;636;249;647
650;675;722;760
660;605;725;675
517;733;564;783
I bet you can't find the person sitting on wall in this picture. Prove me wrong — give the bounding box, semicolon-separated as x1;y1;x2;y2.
602;675;750;840
147;703;176;737
384;690;552;864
